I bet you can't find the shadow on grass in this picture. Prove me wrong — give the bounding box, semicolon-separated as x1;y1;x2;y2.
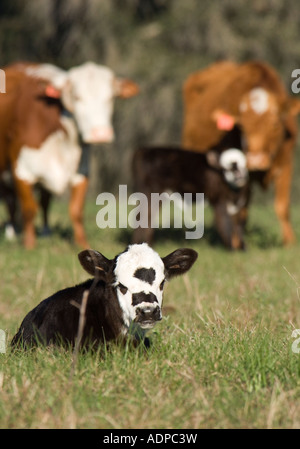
117;223;281;251
245;224;281;249
0;221;281;251
117;225;228;249
36;224;74;242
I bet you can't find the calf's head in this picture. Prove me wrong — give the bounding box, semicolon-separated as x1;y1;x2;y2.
207;148;248;189
78;243;198;331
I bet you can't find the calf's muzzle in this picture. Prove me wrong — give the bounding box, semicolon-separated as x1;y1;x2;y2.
135;304;162;328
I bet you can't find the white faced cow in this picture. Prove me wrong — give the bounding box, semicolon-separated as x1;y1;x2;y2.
26;62;137;144
11;243;198;349
2;61;139;248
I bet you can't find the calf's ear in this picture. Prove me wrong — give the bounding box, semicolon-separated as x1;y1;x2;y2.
206;151;221;169
78;249;112;279
162;248;198;280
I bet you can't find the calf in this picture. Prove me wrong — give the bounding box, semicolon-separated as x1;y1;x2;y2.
11;243;198;349
132;146;250;249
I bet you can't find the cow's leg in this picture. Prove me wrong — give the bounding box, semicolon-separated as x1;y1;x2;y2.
213;202;232;248
230;212;246;250
39;186;52;236
14;178;38;249
0;179;18;240
69;177;89;248
273;163;295;245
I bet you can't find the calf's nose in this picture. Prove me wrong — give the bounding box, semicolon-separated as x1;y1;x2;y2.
136;305;161;322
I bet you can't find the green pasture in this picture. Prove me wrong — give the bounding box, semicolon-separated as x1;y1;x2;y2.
1;196;300;429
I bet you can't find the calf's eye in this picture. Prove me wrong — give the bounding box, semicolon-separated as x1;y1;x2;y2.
118;283;128;295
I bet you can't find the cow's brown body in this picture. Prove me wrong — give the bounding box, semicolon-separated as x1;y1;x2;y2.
0;67;70;248
182;61;300;245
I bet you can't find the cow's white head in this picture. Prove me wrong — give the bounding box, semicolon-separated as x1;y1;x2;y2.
25;62;139;144
207;148;248;189
78;243;198;334
62;62;139;144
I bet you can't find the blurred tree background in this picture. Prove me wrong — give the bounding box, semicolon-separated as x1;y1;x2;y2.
1;0;300;200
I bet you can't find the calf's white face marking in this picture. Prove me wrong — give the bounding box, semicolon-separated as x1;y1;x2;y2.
78;243;198;339
114;244;166;330
219;148;248;189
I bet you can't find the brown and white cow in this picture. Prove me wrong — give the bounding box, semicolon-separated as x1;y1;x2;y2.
0;62;138;248
182;60;300;245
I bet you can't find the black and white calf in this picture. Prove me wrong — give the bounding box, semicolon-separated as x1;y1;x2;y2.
11;243;198;349
132;145;251;250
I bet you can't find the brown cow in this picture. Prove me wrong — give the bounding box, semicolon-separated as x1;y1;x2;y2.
0;68;63;248
0;63;139;249
182;60;300;245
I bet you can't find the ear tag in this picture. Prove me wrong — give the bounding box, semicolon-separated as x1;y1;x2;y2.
216;113;235;131
45;84;61;99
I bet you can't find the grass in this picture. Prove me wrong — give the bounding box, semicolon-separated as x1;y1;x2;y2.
1;197;300;429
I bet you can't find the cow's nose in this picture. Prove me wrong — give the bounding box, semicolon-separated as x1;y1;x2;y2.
88;126;114;143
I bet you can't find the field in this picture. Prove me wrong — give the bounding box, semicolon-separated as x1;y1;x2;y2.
1;197;300;429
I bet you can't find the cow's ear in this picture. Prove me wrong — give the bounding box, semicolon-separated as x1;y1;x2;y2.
45;84;61;99
162;248;198;280
287;97;300;116
212;109;237;131
61;80;74;112
114;78;139;98
78;250;112;279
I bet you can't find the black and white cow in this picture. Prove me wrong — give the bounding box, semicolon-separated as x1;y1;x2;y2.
132;145;250;249
11;243;198;349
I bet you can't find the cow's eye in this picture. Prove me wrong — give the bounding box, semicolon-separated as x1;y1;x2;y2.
160;279;166;290
118;283;128;295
